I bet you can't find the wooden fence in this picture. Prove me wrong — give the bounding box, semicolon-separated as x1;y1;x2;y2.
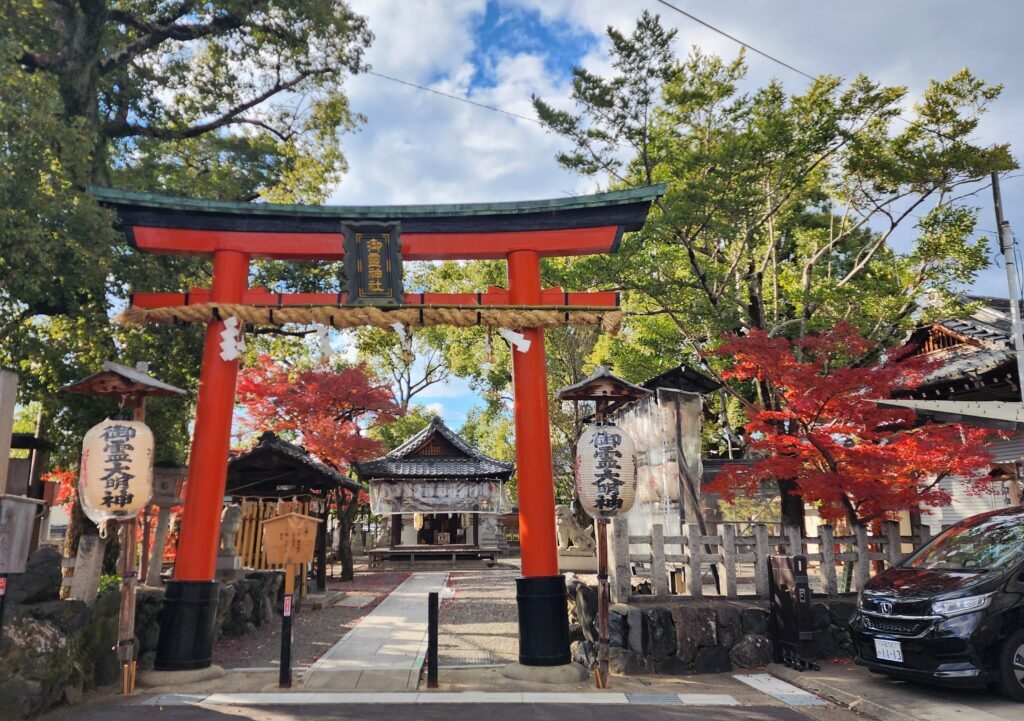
234;497;322;597
609;519;932;602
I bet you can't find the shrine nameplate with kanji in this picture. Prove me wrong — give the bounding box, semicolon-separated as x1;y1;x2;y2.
343;222;403;306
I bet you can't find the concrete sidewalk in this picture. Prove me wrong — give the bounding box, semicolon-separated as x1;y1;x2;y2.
770;661;1021;721
301;572;448;691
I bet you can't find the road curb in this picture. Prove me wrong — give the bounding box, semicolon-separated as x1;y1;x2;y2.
767;664;919;721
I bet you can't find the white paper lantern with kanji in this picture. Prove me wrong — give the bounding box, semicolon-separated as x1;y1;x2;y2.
575;423;637;519
79;418;154;525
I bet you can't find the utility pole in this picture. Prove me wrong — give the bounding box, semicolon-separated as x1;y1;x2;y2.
992;172;1024;506
992;172;1024;400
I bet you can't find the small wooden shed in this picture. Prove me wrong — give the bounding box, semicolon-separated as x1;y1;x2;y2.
226;432;362;591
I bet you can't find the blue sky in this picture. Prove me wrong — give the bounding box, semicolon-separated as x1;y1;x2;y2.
334;0;1024;432
468;3;595;88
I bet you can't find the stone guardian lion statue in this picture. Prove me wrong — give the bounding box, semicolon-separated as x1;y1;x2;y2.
555;504;596;552
219;503;244;555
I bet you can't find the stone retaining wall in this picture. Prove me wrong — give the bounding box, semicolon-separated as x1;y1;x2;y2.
567;579;856;676
0;547;282;720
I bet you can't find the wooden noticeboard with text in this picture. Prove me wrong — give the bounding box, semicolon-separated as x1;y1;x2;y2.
262;511;321;689
261;512;320;566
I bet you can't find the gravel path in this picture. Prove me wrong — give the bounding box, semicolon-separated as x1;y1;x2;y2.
213;568;409;669
438;569;520;664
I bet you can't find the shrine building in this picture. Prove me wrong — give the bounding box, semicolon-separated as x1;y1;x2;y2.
355;416;513;565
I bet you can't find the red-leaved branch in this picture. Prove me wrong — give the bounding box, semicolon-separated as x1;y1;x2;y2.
710;324;998;524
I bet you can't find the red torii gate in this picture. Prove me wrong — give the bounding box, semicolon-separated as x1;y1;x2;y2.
92;184;663;673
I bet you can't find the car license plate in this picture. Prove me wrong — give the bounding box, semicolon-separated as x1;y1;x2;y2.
875;638;903;663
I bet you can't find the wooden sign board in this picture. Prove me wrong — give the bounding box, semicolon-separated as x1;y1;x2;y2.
262;512;321;565
343;222;403;306
0;495;46;573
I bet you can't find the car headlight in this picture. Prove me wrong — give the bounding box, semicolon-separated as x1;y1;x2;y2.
931;594;992;617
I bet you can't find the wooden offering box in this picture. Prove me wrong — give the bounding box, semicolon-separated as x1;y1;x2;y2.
261;512;321;566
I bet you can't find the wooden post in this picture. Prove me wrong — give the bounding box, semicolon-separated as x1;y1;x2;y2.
685;523;702;598
754;523;770;598
280;564;294;688
609;518;631;603
917;524;932;546
595;518;610;688
0;370;17;635
145;506;172;587
651;523;668;599
0;369;17;495
854;524;870;592
784;524;802;557
819;525;838;597
117;520;139;694
721;523;737;598
884;521;902;568
117;388;146;694
315;501;328;592
139;507;151;583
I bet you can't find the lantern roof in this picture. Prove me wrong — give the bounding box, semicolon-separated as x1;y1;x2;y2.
640;364;721;395
557;366;652;402
354;416;514;482
60;360;186;397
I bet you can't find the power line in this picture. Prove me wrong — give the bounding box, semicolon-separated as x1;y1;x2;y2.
366;70;544;126
653;0;816;82
652;0;970;144
370;5;1011;151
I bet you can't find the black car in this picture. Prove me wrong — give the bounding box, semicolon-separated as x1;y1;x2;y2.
851;506;1024;701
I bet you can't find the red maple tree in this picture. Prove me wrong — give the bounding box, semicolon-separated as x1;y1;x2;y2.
235;354;400;470
710;324;998;526
236;356;400;581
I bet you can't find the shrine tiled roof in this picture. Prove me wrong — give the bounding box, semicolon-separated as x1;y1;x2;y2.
355;416;514;481
904;295;1019;392
228;432;362;493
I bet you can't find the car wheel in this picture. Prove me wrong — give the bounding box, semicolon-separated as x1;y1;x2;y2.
998;629;1024;702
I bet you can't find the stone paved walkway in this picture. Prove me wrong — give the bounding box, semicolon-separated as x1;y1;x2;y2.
301;572;448;691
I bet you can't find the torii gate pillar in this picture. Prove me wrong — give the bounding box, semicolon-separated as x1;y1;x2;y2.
157;250;249;670
507;250;568;666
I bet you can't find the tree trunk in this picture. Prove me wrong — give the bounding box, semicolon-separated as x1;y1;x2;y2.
777;478;806;533
335;492;361;582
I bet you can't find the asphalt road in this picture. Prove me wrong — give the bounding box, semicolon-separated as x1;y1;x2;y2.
45;702;859;721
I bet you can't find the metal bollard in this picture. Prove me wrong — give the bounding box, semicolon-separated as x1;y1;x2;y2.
427;591;439;688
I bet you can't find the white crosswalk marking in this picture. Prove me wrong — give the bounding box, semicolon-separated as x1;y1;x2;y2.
142;691;744;706
733;673;830;706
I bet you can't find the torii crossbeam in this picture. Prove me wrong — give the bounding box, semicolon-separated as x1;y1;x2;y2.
92;183;664;674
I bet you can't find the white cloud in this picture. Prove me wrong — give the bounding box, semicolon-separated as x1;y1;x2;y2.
425;401;446;417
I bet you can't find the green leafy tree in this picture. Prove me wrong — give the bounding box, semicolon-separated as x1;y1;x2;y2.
2;2;372;569
1;1;372;467
535;11;1013;354
355;327;452;412
369;405;435;451
459;404;518;500
534;11;1016;524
